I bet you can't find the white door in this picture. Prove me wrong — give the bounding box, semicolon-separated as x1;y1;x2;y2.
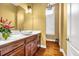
67;4;79;56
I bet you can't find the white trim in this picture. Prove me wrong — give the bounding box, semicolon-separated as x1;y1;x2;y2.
46;39;56;42
59;41;61;47
40;45;46;48
60;48;66;56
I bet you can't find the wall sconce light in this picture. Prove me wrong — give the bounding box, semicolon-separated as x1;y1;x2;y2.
26;6;32;13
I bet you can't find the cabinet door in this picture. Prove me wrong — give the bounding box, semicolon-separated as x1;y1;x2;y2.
25;43;31;56
31;41;35;55
31;40;38;55
0;51;1;56
4;45;24;56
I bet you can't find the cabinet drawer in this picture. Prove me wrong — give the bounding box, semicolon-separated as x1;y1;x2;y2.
26;35;37;44
0;40;24;56
4;45;24;56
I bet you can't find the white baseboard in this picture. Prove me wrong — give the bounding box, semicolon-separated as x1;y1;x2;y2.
60;48;66;56
40;45;46;48
46;39;56;42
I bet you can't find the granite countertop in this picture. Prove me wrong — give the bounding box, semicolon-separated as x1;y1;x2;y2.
0;31;41;46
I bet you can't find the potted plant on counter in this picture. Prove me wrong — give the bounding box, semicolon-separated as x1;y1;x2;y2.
0;17;14;40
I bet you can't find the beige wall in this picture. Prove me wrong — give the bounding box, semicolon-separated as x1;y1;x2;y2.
0;4;17;28
55;4;59;39
32;4;46;47
23;4;33;30
62;4;67;54
16;6;25;30
23;13;33;30
55;3;67;54
59;3;67;54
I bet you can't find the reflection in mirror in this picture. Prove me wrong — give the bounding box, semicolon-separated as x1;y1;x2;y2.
22;4;33;34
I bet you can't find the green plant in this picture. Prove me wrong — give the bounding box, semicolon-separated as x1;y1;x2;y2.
0;17;14;40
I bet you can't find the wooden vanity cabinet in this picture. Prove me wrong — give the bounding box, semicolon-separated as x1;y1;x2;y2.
25;34;40;56
0;33;41;56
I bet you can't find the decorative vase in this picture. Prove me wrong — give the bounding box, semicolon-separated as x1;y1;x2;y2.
2;33;10;40
0;33;9;40
0;33;4;40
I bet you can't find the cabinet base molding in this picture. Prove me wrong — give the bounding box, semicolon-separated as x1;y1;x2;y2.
40;45;46;48
60;48;66;56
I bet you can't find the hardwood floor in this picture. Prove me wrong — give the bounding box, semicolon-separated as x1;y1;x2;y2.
34;41;63;56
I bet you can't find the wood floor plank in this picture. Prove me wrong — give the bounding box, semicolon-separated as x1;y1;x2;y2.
34;41;63;56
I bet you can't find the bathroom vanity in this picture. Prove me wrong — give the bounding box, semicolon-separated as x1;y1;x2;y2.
0;31;41;56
